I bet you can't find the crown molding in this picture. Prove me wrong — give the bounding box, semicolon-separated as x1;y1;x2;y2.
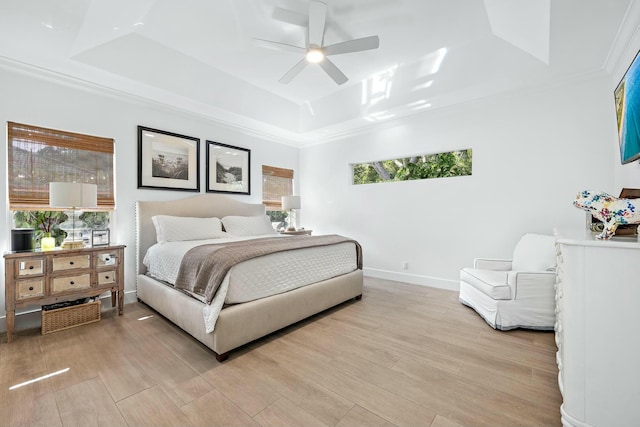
603;0;640;81
0;55;616;151
0;56;304;148
298;67;609;148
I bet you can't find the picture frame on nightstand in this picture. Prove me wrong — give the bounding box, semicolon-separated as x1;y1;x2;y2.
92;229;110;247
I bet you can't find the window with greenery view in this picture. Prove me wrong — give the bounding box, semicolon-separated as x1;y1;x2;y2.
7;122;114;248
262;165;294;230
14;211;109;247
352;149;472;185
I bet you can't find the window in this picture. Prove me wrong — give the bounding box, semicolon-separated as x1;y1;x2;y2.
8;121;114;210
262;165;293;230
7;122;115;247
352;149;472;185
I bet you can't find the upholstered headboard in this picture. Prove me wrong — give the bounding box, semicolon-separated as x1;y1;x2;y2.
135;194;265;275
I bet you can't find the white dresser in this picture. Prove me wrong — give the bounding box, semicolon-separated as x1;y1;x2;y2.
554;229;640;427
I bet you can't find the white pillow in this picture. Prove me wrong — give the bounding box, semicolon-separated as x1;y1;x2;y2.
152;215;226;243
511;233;557;271
221;215;278;236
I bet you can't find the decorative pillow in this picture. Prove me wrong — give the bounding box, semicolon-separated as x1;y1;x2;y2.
221;215;277;236
152;215;226;243
511;233;557;272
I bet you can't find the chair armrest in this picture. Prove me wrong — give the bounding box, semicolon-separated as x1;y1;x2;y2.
473;258;512;271
507;271;556;299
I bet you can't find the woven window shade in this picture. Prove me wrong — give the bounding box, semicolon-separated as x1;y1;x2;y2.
262;165;293;209
8;122;115;210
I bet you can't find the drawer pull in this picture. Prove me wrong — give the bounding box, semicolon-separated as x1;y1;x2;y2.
28;286;34;291
105;275;110;280
70;281;75;285
29;266;34;270
69;261;74;265
105;257;110;261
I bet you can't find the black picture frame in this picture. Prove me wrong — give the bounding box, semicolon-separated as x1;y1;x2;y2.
206;140;251;195
91;229;110;247
138;126;200;192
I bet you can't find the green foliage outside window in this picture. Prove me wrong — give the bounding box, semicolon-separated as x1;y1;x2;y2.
13;211;110;247
352;149;472;185
267;210;288;231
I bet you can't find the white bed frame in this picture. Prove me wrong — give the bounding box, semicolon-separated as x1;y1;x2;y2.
136;194;363;361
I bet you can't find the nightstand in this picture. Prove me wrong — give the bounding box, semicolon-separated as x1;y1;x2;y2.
279;229;312;235
4;244;125;342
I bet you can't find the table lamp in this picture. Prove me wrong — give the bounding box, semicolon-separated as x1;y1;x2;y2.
282;195;301;232
49;182;97;249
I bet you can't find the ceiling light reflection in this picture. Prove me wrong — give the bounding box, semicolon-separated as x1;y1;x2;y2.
305;101;316;116
375;113;395;120
412;102;432;111
418;47;448;77
363;98;432;123
412;80;433;91
364;111;396;122
362;65;398;106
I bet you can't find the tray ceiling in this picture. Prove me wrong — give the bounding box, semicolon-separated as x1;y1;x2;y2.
0;0;631;144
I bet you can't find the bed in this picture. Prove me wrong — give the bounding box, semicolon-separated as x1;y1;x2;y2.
136;193;363;361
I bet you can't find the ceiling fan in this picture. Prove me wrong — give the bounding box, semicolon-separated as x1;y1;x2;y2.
254;0;380;85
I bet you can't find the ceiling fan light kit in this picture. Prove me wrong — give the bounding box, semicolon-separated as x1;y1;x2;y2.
306;48;325;63
255;0;380;85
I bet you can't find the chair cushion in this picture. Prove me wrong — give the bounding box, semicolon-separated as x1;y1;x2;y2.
511;233;556;272
460;268;512;300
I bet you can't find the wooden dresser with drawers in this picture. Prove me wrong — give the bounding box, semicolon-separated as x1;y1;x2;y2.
4;244;125;342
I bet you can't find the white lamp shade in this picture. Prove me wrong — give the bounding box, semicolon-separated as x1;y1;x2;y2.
49;182;98;209
282;195;301;210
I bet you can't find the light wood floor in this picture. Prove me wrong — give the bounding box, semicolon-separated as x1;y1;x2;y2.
0;277;561;427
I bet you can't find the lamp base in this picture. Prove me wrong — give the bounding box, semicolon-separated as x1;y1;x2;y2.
61;240;85;249
286;226;296;232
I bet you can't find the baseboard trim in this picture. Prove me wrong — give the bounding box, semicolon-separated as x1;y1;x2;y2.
363;268;459;291
0;276;459;335
0;290;139;335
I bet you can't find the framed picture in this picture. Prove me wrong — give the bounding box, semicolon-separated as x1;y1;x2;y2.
138;126;200;191
206;140;251;195
92;229;110;247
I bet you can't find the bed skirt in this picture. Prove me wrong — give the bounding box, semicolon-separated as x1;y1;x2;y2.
137;269;363;360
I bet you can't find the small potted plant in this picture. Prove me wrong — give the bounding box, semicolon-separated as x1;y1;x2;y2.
18;211;66;250
39;217;57;250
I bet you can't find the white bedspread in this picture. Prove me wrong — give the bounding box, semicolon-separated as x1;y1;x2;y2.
143;235;358;333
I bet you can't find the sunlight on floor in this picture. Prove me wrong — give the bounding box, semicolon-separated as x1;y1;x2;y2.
9;367;70;390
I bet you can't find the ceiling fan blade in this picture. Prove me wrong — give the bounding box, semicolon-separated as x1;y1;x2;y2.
279;58;308;84
324;35;380;56
253;38;306;54
308;0;327;47
319;58;348;85
272;7;307;27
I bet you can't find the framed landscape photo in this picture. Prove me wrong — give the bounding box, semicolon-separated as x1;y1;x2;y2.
138;126;200;192
206;140;250;195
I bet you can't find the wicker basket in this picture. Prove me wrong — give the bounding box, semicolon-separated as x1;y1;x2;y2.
41;300;101;335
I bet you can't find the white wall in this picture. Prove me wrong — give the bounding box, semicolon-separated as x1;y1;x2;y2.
0;54;627;330
0;65;299;327
299;73;618;290
612;6;640;191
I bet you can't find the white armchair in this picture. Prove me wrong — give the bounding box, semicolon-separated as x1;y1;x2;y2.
459;233;557;330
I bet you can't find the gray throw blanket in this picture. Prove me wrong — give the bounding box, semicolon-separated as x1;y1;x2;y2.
174;234;363;304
